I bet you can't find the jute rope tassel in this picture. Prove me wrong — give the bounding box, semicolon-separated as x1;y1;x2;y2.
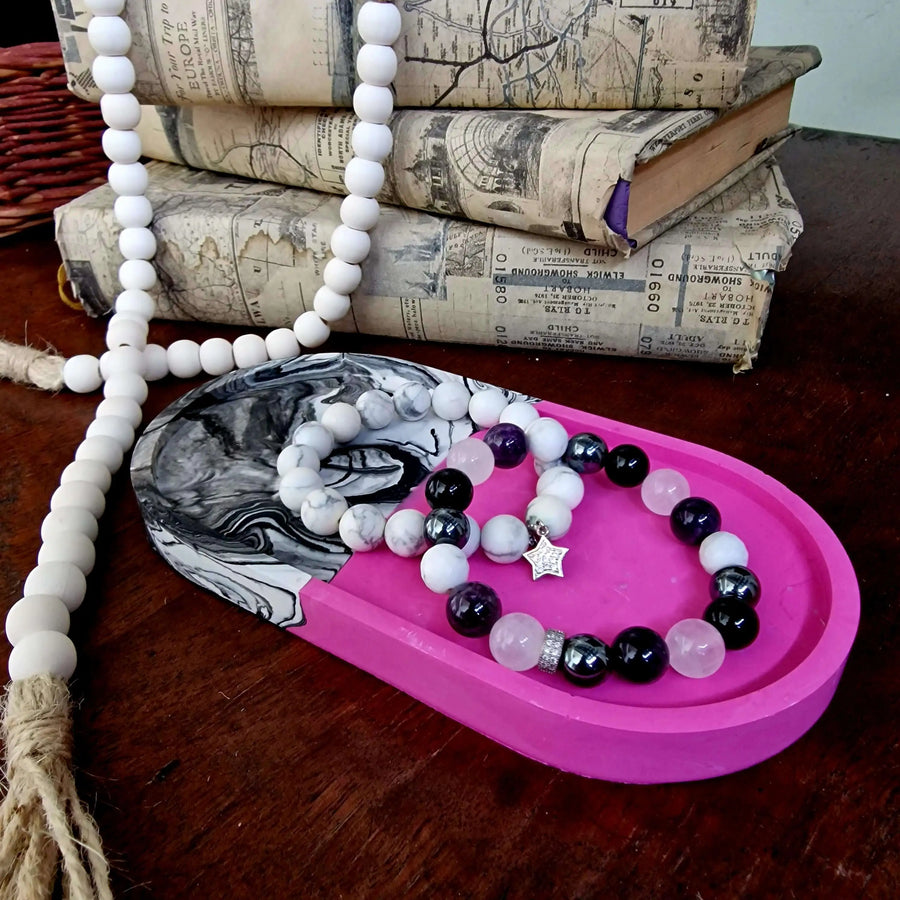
0;341;64;392
0;674;112;900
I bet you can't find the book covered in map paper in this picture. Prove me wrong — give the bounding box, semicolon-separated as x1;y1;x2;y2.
55;157;802;370
54;0;758;110
136;46;818;252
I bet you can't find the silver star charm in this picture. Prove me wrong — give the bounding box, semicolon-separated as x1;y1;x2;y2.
523;534;569;580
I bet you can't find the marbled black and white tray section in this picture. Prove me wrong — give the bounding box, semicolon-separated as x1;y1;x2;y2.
131;353;531;628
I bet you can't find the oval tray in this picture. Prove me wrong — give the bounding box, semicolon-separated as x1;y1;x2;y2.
132;352;859;783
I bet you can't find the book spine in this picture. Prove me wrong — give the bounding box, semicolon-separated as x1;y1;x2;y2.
55;160;799;369
54;0;754;110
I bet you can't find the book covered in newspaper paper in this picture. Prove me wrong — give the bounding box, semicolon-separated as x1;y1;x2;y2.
55;157;802;370
54;0;758;110
135;46;818;252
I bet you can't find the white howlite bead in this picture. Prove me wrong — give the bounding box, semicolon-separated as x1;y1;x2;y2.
60;459;113;494
462;515;481;558
75;435;124;473
431;381;470;421
339;194;381;232
142;343;169;380
86;414;135;452
38;532;96;575
536;465;585;509
264;328;300;360
343;157;385;198
99;345;144;379
526;417;569;463
420;544;469;594
356;389;394;429
321;402;362;443
351;121;393;162
526;495;573;540
499;401;540;430
118;258;157;291
393;381;432;420
338;504;386;551
231;333;269;369
87;14;132;56
357;1;403;44
115;287;155;319
199;337;235;376
292;422;334;459
468;388;509;428
86;0;126;16
300;487;349;536
101;127;141;164
356;43;398;86
699;532;749;575
276;444;320;477
384;509;428;558
114;195;153;229
41;507;99;544
352;84;393;125
8;631;78;682
102;371;148;405
63;354;102;394
91;55;135;93
278;467;325;512
5;595;71;647
167;339;202;378
330;224;371;264
23;562;87;612
293;311;331;348
313;286;352;323
481;514;530;564
119;226;157;260
95;395;142;430
323;257;362;295
100;92;141;129
50;481;106;520
108;161;148;196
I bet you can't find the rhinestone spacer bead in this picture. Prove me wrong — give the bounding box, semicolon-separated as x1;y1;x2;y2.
538;628;566;673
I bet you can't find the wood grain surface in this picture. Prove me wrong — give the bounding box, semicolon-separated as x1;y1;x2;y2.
0;129;897;898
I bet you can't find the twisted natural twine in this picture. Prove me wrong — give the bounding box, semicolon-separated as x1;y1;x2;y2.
0;340;64;391
0;674;112;899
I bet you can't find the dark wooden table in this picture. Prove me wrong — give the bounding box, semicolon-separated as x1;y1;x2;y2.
1;129;897;898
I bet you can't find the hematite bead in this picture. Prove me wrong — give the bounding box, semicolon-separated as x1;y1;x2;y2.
483;422;528;469
446;582;502;637
563;432;607;473
605;444;650;487
670;497;721;545
424;507;470;548
612;626;669;683
561;633;611;686
710;565;761;606
424;468;474;510
704;596;760;649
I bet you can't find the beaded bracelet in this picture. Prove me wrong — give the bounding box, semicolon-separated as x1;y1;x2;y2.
275;380;762;687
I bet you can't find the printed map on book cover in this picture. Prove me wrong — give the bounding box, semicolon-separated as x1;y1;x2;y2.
54;0;758;110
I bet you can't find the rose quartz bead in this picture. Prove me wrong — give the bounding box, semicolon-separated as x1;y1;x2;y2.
446;437;495;486
665;618;727;678
641;468;691;516
489;612;545;672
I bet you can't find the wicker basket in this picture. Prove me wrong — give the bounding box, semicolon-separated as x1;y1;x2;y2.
0;41;107;239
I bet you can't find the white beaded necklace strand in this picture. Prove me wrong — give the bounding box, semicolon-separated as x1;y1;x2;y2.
0;3;401;896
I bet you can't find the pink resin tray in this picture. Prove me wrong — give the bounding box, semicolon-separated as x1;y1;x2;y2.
133;353;859;783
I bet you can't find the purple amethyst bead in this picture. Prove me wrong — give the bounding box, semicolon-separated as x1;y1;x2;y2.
483;423;528;469
446;582;502;637
670;497;722;545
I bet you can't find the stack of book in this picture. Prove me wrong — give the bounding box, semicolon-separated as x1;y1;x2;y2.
52;1;819;369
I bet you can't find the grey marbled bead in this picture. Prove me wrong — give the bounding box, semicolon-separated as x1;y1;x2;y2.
393;381;432;421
